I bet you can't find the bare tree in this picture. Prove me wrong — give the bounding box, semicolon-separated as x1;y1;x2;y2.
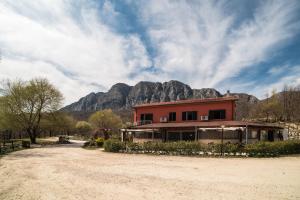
281;85;300;122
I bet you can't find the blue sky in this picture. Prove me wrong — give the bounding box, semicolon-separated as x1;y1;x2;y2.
0;0;300;105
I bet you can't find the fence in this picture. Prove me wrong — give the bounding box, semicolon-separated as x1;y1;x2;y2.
0;130;29;154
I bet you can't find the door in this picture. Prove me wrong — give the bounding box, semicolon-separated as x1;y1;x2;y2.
267;130;274;141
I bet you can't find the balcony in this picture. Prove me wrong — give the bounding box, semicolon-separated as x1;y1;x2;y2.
134;120;153;126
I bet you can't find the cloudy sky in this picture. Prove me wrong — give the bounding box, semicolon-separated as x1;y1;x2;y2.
0;0;300;105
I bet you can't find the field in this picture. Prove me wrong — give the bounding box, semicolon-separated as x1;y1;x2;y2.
0;142;299;200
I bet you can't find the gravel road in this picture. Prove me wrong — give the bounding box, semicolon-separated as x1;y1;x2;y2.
0;142;299;200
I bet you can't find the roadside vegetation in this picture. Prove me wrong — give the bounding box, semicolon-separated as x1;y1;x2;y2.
82;110;123;149
0;78;299;157
104;140;300;157
0;78;63;143
248;86;300;138
0;78;124;154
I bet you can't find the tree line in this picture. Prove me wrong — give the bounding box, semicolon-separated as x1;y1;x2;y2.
1;78;299;143
249;85;300;123
0;78;123;143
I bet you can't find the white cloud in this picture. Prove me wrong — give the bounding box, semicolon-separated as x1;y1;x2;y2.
0;0;299;105
0;0;151;105
251;65;300;98
268;65;289;75
136;0;300;89
0;58;96;103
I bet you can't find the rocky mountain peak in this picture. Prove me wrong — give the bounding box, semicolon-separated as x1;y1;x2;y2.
109;83;131;92
192;88;222;99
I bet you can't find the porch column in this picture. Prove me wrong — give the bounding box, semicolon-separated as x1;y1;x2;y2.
121;130;124;142
166;131;168;142
180;131;182;141
194;127;197;141
245;125;248;144
152;129;154;140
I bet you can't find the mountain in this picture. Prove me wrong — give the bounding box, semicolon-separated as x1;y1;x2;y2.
62;80;258;120
62;80;222;111
229;93;259;120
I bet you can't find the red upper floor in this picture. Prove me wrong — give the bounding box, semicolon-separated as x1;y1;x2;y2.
133;96;238;125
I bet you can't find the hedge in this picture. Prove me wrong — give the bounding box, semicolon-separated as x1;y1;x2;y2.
103;140;300;157
245;140;300;157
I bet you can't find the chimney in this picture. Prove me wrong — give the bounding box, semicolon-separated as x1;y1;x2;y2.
226;90;230;97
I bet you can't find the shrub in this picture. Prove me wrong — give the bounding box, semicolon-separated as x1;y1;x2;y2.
245;140;300;157
104;139;125;152
95;137;104;147
223;143;241;153
83;137;104;148
102;140;300;157
114;141;242;155
127;142;142;152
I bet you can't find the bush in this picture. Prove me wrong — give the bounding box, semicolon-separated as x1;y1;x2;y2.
95;137;104;147
245;140;300;157
102;140;300;157
104;139;125;152
83;137;104;148
223;143;241;153
105;141;244;156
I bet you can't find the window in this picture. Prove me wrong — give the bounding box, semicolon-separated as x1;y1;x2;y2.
260;130;268;141
208;110;226;120
182;132;195;141
182;111;197;121
250;130;257;139
134;132;152;139
140;113;153;124
169;112;176;121
154;132;162;139
134;131;161;139
198;130;220;139
167;132;180;141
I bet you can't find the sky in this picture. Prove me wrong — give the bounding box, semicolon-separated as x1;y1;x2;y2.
0;0;300;105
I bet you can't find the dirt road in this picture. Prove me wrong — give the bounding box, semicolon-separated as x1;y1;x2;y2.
0;143;299;200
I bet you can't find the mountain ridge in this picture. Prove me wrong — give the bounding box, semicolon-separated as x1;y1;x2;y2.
62;80;258;120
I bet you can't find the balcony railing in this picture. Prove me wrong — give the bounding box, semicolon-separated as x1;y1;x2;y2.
134;120;153;126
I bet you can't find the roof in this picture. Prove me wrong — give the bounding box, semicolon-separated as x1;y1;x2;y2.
133;96;238;108
133;121;283;129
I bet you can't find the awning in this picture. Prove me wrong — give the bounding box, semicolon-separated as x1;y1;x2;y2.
132;121;283;129
120;129;159;132
199;127;245;131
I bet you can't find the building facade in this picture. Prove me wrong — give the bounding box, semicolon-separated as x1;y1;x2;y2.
121;97;283;144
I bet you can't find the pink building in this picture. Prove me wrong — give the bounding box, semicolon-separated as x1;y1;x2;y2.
121;96;283;144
